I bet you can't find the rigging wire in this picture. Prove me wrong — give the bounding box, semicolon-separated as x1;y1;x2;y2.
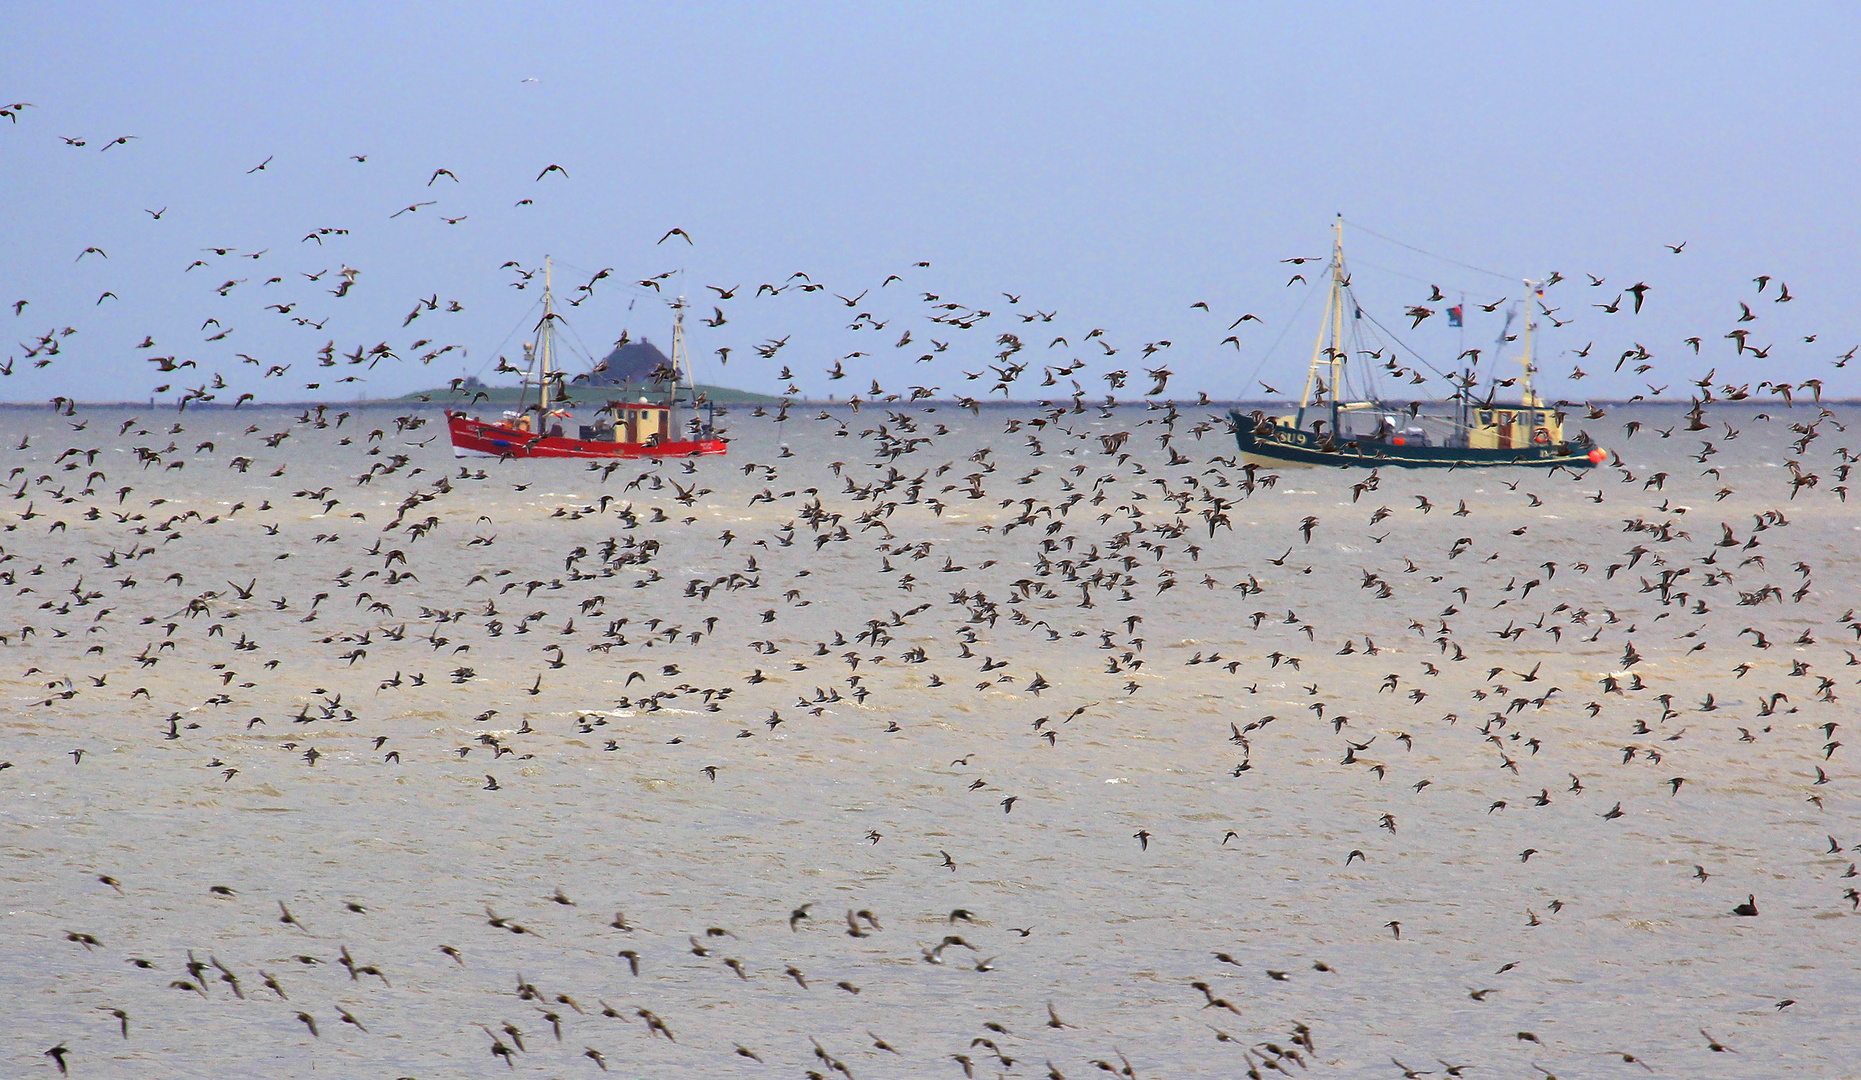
1337;240;1518;402
552;258;680;306
1342;217;1520;284
1347;256;1510;307
1354;298;1536;413
1240;274;1323;397
553;317;599;371
473;258;679;387
554;264;707;390
1334;305;1491;433
1353;300;1466;388
470;294;545;380
1278;226;1555;437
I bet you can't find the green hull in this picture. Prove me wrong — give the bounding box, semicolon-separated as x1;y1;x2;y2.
1231;411;1599;470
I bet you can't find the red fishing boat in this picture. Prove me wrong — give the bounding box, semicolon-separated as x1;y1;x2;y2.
447;257;726;460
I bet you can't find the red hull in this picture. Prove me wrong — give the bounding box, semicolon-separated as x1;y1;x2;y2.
446;412;726;459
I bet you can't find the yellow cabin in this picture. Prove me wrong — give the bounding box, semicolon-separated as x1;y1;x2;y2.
612;401;670;444
1465;399;1563;450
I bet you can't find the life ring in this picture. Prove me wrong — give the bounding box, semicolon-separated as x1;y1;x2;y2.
1531;427;1552;445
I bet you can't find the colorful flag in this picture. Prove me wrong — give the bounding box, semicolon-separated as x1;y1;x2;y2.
1447;305;1464;327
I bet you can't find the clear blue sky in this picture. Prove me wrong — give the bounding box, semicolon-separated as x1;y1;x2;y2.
4;3;1857;403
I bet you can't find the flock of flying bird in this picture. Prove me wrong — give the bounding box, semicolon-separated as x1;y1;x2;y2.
4;102;1859;1077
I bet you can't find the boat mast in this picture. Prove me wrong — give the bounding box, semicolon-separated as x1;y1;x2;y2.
1517;278;1541;407
1330;218;1345;438
668;294;690;439
1296;216;1347;437
537;254;557;420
